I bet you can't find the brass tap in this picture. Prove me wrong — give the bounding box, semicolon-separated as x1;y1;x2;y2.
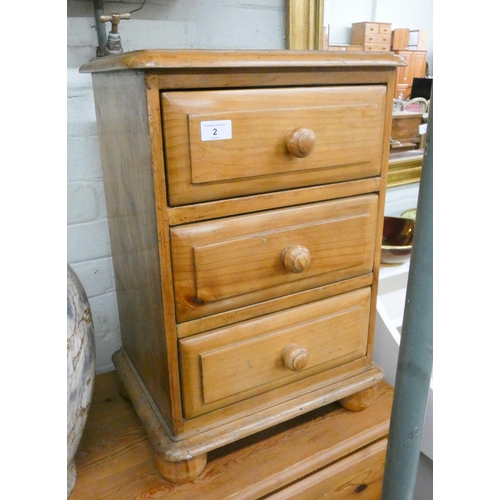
99;13;131;33
99;12;131;55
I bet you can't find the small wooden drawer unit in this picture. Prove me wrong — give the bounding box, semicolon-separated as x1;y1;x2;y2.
80;50;403;484
351;22;392;51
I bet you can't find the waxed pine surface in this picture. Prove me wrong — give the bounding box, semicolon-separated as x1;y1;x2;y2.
71;372;393;500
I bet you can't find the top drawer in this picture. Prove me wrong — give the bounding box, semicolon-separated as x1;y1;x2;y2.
161;86;387;205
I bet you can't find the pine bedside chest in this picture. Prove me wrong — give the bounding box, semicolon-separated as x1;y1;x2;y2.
80;49;403;484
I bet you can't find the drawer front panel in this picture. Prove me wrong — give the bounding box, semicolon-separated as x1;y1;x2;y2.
360;23;380;34
266;438;387;499
179;287;371;418
364;43;391;52
364;34;391;44
378;24;392;35
162;86;386;205
171;195;378;322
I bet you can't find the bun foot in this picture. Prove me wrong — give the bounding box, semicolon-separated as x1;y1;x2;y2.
156;452;208;484
116;375;131;401
339;386;377;412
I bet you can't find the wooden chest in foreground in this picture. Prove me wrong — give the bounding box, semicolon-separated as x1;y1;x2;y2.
71;372;394;499
80;49;403;483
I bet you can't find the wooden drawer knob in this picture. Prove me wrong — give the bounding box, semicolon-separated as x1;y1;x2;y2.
282;245;311;273
285;127;315;158
282;344;309;371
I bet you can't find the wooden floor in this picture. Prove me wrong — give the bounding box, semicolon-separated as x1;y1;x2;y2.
70;372;393;499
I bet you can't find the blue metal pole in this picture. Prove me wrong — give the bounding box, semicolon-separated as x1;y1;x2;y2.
93;0;107;57
381;98;433;500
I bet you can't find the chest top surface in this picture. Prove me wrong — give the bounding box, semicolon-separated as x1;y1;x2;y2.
80;49;405;73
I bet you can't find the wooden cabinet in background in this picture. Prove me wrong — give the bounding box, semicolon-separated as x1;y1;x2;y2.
390;111;424;152
393;50;427;98
351;22;392;51
80;50;402;484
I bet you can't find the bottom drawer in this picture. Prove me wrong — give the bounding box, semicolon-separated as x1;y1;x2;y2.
364;43;390;51
266;438;387;500
180;287;372;418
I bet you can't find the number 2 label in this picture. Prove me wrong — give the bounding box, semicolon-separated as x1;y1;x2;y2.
201;120;232;141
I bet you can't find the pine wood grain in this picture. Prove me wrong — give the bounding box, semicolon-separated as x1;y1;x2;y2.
90;71;178;430
79;49;404;73
179;288;371;418
171;196;378;322
162;86;386;205
81;50;401;481
71;372;393;500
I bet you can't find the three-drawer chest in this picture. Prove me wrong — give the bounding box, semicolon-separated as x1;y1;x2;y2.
80;50;403;484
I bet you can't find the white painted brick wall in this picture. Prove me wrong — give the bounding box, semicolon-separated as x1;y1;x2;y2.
385;183;420;217
67;1;286;374
67;1;422;375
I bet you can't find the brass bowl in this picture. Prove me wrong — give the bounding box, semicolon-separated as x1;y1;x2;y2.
381;216;414;265
381;243;413;265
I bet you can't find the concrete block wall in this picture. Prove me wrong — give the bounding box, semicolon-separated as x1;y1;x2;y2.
67;0;286;374
67;65;121;373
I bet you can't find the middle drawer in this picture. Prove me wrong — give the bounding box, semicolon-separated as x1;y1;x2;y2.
171;194;378;323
